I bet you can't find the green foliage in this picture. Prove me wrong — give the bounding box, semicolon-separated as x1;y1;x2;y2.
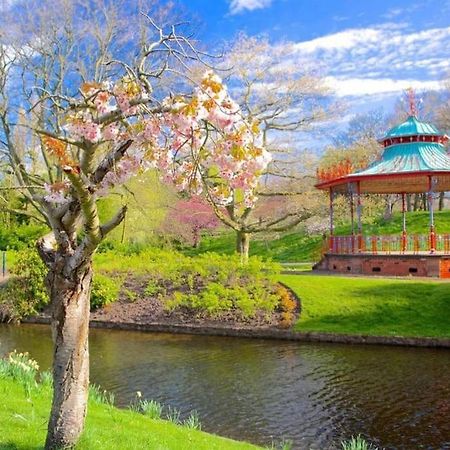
145;279;165;297
0;350;39;398
1;244;283;320
123;288;138;303
166;282;279;318
90;273;123;310
0;223;47;251
89;384;115;406
97;170;176;246
140;399;164;420
39;370;53;388
94;248;281;318
184;410;201;430
166;405;181;425
0;248;48;319
341;435;378;450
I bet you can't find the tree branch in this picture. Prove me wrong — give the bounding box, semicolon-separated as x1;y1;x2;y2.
100;205;127;237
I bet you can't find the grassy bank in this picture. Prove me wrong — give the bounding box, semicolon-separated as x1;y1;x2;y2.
185;210;450;262
0;375;259;449
281;274;450;338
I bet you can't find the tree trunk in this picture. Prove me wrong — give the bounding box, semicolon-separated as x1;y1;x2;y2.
236;231;250;261
422;193;428;211
192;227;200;248
45;264;92;450
383;198;393;220
406;194;412;212
413;194;420;211
439;192;445;211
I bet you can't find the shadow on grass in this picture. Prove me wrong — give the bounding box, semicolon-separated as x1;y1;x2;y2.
296;282;450;337
0;442;43;450
0;444;19;450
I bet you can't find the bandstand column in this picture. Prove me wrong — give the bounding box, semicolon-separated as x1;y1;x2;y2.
428;176;436;253
329;188;335;252
401;193;407;252
356;181;363;252
349;184;355;253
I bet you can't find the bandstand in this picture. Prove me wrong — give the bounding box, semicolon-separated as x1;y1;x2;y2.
314;100;450;278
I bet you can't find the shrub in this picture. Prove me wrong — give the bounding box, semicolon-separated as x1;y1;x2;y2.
145;279;165;297
277;285;298;328
0;223;47;251
94;248;284;319
342;435;379;450
90;273;123;310
0;248;48;319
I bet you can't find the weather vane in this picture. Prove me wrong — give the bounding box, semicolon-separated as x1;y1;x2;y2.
406;87;417;116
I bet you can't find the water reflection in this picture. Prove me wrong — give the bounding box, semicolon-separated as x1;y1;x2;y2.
1;324;449;449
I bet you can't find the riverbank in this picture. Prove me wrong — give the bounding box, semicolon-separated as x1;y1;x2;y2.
24;315;450;348
0;375;260;449
22;272;450;348
4;245;450;347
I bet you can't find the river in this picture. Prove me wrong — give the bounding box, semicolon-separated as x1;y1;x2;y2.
1;324;449;449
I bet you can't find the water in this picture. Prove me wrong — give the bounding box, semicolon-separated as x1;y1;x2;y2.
1;324;449;450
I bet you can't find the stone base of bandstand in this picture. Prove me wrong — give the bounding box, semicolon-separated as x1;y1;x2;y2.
314;252;450;278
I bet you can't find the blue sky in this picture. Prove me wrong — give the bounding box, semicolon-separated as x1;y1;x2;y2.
181;0;450;129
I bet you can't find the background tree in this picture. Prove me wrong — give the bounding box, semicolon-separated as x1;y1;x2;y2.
195;34;336;259
0;3;269;448
318;109;389;224
98;170;176;246
161;196;220;247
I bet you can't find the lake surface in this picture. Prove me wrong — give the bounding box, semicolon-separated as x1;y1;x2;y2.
1;324;449;450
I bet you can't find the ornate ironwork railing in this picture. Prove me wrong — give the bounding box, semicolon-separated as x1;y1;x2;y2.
328;234;450;255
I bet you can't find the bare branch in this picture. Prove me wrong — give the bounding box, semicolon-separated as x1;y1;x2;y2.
100;205;127;237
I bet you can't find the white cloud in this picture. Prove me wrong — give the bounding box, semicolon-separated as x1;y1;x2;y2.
325;76;442;97
289;24;450;97
292;28;384;53
228;0;272;15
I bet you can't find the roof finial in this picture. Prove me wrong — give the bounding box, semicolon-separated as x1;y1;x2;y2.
406;87;417;117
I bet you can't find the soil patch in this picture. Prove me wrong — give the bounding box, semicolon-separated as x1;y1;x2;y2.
35;275;300;331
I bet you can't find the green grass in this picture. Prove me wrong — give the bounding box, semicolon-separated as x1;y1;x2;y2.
0;379;260;450
185;210;450;262
184;232;323;262
280;274;450;338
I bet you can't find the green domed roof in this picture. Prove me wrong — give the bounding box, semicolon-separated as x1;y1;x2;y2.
384;115;442;139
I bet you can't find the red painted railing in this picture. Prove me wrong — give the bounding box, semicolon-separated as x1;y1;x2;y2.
328;234;450;254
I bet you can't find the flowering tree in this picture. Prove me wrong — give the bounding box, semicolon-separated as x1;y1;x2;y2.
201;34;336;258
163;196;220;247
0;13;270;450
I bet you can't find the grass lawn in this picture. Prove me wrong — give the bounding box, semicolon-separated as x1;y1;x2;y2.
185;210;450;262
0;378;260;450
280;274;450;338
184;232;323;262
